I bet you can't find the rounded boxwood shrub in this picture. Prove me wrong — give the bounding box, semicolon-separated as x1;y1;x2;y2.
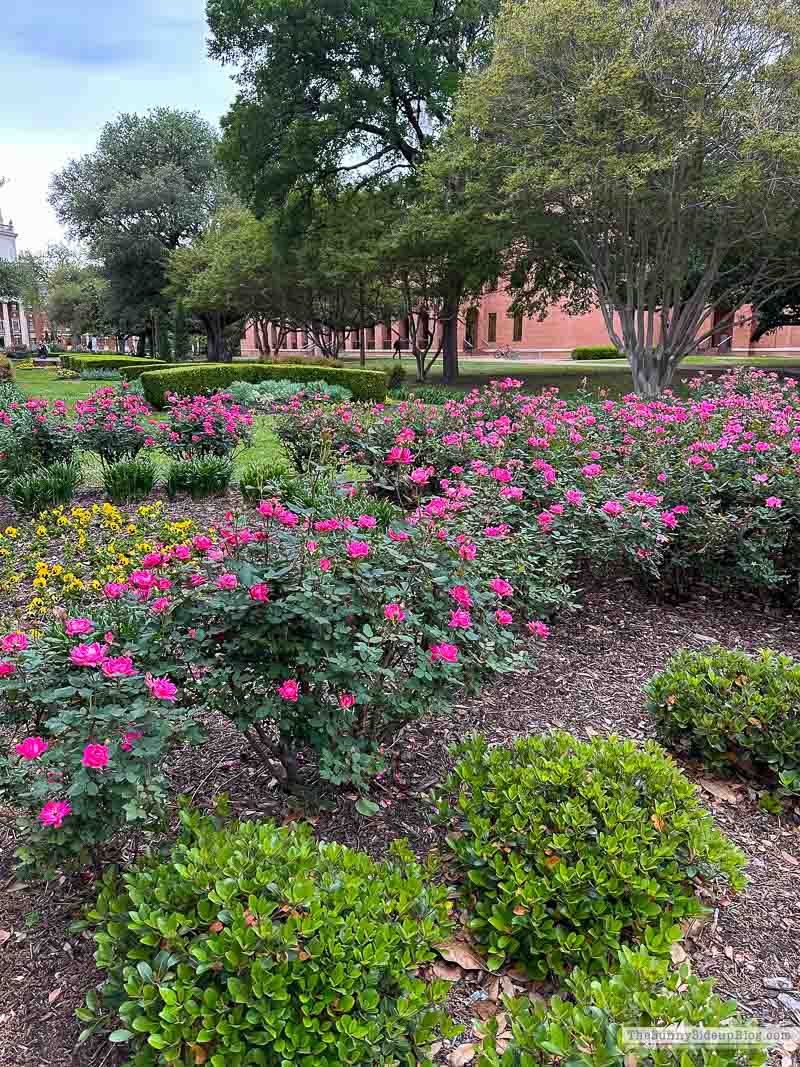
433;731;746;977
647;646;800;792
79;811;455;1065
476;947;766;1067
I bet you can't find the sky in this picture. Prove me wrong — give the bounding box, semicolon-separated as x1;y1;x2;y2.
1;0;237;253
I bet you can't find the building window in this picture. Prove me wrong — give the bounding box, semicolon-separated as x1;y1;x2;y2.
512;312;523;343
488;313;497;343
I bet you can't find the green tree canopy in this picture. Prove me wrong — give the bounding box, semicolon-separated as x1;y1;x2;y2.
449;0;800;395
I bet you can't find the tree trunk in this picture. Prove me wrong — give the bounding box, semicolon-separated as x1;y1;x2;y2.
442;296;460;385
358;283;366;369
205;313;231;363
627;350;674;398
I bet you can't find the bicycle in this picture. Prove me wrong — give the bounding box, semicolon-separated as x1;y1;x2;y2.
494;344;517;360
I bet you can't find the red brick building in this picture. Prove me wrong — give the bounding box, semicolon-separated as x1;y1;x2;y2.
241;290;800;360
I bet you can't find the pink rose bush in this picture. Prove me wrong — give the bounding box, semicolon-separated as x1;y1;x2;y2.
153;392;253;459
273;370;800;602
0;620;190;877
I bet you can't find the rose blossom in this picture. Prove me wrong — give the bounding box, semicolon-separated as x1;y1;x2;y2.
0;661;16;676
104;582;128;599
70;642;108;667
1;632;28;652
15;736;48;759
449;608;472;629
82;743;109;769
121;730;143;752
339;693;357;709
151;597;170;614
278;679;300;701
39;800;71;828
527;620;550;639
346;541;370;559
765;496;783;508
217;573;238;590
249;583;270;602
489;578;513;598
495;609;513;625
65;618;94;636
450;585;472;608
320;558;332;572
430;643;459;663
101;656;137;678
145;674;178;702
385;603;406;622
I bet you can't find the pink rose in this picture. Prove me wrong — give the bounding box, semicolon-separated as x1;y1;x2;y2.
339;693;357;709
39;800;71;828
278;679;300;702
495;609;513;625
489;578;513;598
65;618;94;636
104;582;128;599
2;632;28;653
320;558;332;572
602;500;624;517
0;661;16;676
384;603;406;622
357;515;377;528
527;620;550;639
145;673;178;702
15;736;48;759
249;583;269;602
449;608;472;629
450;585;472;608
101;656;137;678
70;642;108;667
765;496;783;508
459;543;477;561
217;573;239;590
151;597;170;614
347;541;370;559
564;489;584;506
121;730;143;752
430;643;459;664
388;529;410;542
193;535;213;551
82;743;109;769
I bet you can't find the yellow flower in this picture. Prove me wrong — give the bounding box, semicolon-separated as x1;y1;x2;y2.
51;564;63;576
4;527;18;538
35;526;47;537
33;577;47;589
57;516;69;527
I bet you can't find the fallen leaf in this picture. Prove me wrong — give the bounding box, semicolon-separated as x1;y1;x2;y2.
0;930;11;946
430;1042;444;1057
779;850;798;866
474;1000;500;1020
500;976;518;998
435;941;486;971
670;943;687;964
431;962;463;982
448;1043;477;1065
724;945;734;960
699;778;740;804
48;988;63;1005
486;976;500;1000
651;814;665;831
190;1045;209;1065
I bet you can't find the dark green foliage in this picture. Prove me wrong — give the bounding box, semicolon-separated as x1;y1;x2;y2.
433;731;746;977
140;362;388;407
102;458;157;504
386;363;408;390
63;353;172;374
8;462;81;514
476;947;766;1067
262;352;343;368
647;647;800;793
166;456;233;498
173;299;190;362
78;811;455;1065
571;346;621;360
239;458;291;504
414;385;464;403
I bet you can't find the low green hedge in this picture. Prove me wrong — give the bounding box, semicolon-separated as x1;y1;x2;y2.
571;346;622;361
138;362;388;407
62;353;172;374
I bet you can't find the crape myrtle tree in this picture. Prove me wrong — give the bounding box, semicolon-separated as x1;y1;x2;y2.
206;0;500;382
449;0;800;396
49;108;222;355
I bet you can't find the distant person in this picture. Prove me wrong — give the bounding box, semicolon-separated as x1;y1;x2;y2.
392;337;402;360
37;343;48;358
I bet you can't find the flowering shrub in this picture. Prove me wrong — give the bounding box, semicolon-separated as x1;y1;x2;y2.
432;731;746;977
0;613;194;875
272;371;800;601
0;393;77;483
77;809;457;1064
73;385;153;464
647;646;800;793
476;947;766;1067
115;499;534;790
152;392;253;458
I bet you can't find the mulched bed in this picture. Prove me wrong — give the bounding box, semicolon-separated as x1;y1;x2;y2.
2;577;800;1067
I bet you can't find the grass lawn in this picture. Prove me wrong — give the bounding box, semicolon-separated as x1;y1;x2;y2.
15;368;99;404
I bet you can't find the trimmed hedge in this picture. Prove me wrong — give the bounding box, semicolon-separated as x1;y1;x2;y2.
62;353;172;375
139;361;388;407
571;346;622;360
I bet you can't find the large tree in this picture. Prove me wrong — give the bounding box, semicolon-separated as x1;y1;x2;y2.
207;0;499;381
450;0;800;396
49;108;222;350
46;263;111;345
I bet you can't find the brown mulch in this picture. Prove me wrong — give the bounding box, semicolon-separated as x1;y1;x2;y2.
2;578;800;1066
